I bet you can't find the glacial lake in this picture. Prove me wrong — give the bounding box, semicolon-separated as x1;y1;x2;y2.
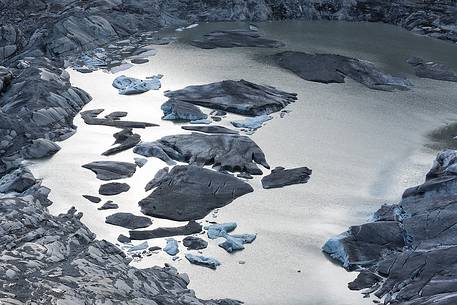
29;20;457;305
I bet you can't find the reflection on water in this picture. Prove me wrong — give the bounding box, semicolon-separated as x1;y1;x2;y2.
29;21;457;305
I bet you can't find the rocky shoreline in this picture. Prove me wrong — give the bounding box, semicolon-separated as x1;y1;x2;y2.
1;1;457;304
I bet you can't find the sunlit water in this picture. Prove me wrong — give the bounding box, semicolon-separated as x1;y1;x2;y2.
29;21;457;305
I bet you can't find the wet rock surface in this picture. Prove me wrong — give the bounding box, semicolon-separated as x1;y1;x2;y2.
0;167;237;305
161;99;208;122
99;182;130;196
82;161;137;181
262;166;312;189
134;133;269;175
81;109;158;129
190;29;284;49
105;212;152;230
323;150;457;304
139;165;254;221
182;125;239;134
407;57;457;82
130;221;202;240
274;51;412;91
164;79;297;116
183;236;209;250
103;128;141;156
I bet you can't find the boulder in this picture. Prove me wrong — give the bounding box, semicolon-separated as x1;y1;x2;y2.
139;166;253;221
99;182;130;196
21;138;61;159
82;161;137;181
261;166;312;189
105;212;152;230
129;221;202;240
183;236;208;250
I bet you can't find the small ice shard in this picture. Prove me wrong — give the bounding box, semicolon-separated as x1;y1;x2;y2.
112;75;161;95
185;254;221;270
205;223;237;239
231;115;272;130
164;238;179;256
127;241;149;252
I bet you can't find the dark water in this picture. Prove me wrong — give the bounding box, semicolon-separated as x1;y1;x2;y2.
30;21;457;305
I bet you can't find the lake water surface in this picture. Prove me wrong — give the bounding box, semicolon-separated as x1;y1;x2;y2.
29;21;457;305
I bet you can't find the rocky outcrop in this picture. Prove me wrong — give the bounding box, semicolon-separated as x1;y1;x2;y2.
0;167;239;305
274;51;412;91
139;165;254;221
323;150;457;304
262;166;312;189
134;133;269;175
164;80;297;116
190;29;284;49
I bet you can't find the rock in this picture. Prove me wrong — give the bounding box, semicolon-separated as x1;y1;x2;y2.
161;99;208;121
129;221;202;240
82;195;101;203
190;29;284;49
145;167;170;192
102;129;141;156
348;270;382;291
139;165;253;221
82;161;137;181
206;223;237;239
112;75;162;95
117;234;131;244
131;58;149;64
231;114;272;130
98;201;119;210
261;166;312;189
182;125;239;134
407;57;457;82
164;79;298;116
105;212;152;230
81;109;157;129
190;118;212;124
185;254;221;270
163;238;179;256
274;51;412;91
134;157;148;168
0;66;13;92
183;236;208;250
0;167;36;193
99;182;130;196
134;133;269;175
105;111;127;120
237;172;253;179
21;138;61;159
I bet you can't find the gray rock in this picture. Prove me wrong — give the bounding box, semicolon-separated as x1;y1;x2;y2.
134;133;269;175
164;79;298;116
161;99;208;122
105;212;152;230
139;165;253;221
261;166;312;189
407;57;457;82
274;51;412;91
112;75;161;95
134;157;148;168
164;238;179;256
190;29;285;49
0;167;36;193
130;221;202;240
99;183;130;196
183;236;208;250
81;109;158;129
21;138;61;159
102;129;141;156
182;125;239;134
145;167;170;192
117;234;131;244
82;195;101;203
131;58;149;64
98;201;119;210
185;254;221;270
82;161;137;181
